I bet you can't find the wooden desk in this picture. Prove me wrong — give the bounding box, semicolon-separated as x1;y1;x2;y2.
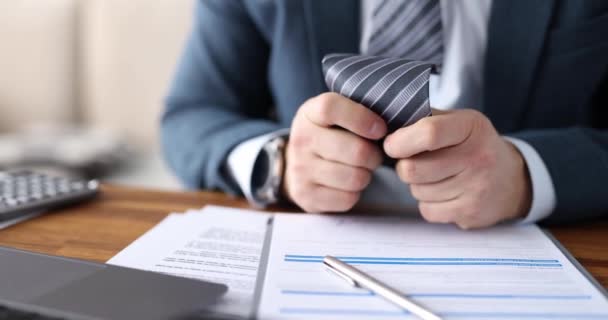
1;184;607;288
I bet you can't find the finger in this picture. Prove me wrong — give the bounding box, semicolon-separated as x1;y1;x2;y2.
384;109;479;158
297;184;360;213
394;145;468;184
311;157;372;192
417;200;457;224
314;127;383;170
419;198;493;230
305;92;387;140
409;171;467;202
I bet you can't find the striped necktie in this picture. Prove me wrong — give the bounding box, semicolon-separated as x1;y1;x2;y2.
323;0;443;133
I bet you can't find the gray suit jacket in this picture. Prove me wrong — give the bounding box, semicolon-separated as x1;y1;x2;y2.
162;0;608;224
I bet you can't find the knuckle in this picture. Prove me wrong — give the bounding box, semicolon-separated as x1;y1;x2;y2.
289;133;312;150
288;176;311;200
473;181;491;200
340;192;360;211
348;169;371;191
297;192;319;213
316;92;338;104
299;201;317;213
462;109;483;122
463;199;482;219
291;162;308;179
418;203;444;223
298;98;317;121
351;141;373;165
468;109;493;132
464;209;481;220
420;119;440;149
383;138;396;157
316;103;333;123
313;93;337;121
418;207;434;223
464;109;483;118
473;149;497;169
410;184;423;199
397;160;417;181
286;153;305;172
289;183;307;203
449;204;465;219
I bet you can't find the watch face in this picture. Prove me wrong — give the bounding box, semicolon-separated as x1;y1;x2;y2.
253;137;286;204
252;148;271;191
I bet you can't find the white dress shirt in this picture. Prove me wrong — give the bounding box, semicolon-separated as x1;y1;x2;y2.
227;0;556;223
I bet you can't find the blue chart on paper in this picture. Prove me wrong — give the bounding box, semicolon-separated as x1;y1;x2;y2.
256;215;608;319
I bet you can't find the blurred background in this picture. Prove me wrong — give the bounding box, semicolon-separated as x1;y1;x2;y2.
0;0;195;190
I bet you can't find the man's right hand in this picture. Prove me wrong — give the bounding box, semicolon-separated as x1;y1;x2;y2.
283;93;387;212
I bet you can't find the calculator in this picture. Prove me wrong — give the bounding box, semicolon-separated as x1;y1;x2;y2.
0;171;100;223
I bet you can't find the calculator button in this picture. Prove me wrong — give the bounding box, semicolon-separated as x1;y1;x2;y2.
0;171;99;221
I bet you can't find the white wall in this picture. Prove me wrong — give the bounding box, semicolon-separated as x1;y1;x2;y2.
0;0;77;131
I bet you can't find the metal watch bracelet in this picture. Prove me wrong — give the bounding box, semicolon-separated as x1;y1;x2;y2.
254;136;286;205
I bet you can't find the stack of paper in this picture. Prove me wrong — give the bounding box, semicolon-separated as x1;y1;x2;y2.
108;206;271;318
109;206;608;320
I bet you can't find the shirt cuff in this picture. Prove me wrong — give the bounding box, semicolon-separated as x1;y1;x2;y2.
504;137;557;224
226;128;290;207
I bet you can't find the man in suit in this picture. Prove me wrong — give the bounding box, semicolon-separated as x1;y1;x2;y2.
161;0;608;228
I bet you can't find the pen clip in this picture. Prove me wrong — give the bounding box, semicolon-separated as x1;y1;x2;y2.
323;261;359;288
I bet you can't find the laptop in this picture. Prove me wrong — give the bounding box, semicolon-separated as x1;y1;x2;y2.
0;246;228;320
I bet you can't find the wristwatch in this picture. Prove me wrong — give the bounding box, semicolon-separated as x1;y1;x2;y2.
253;136;287;205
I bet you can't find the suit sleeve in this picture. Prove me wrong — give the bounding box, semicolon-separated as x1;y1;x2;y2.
161;0;281;192
512;127;608;224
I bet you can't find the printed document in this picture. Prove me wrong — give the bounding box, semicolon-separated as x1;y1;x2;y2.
108;206;270;317
109;206;608;319
258;214;608;319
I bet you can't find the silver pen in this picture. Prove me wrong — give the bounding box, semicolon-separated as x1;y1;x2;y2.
323;255;443;320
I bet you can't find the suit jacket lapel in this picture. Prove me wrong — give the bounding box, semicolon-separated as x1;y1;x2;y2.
484;0;556;133
304;0;360;93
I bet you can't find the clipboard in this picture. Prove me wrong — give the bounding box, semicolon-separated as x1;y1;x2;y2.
216;222;608;319
109;207;608;319
543;229;608;298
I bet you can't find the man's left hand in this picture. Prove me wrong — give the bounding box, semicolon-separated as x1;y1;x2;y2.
384;109;532;229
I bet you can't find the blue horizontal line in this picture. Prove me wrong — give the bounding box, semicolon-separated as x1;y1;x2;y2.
282;290;374;296
280;290;592;300
280;308;408;316
284;259;563;267
280;308;608;318
284;255;559;263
